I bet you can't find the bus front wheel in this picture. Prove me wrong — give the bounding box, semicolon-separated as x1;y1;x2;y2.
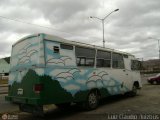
130;84;138;96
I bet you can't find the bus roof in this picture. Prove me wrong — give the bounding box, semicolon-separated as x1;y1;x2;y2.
12;34;39;47
43;33;134;57
13;33;134;57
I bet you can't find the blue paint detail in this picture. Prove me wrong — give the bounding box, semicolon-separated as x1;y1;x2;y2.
44;40;73;67
9;65;130;96
12;42;39;59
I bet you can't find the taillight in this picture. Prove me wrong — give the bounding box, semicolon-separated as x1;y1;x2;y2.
34;84;43;93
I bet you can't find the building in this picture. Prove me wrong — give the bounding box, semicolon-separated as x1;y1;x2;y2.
141;59;160;73
0;57;10;83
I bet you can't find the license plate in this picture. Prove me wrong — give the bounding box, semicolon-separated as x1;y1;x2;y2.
13;98;22;103
17;88;23;95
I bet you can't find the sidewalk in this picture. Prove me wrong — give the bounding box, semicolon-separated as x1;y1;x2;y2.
0;84;19;114
0;94;19;114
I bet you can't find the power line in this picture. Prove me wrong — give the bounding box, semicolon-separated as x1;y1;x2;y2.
0;15;74;35
0;15;102;42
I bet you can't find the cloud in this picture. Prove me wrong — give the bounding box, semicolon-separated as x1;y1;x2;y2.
64;84;80;91
35;68;44;75
76;79;86;85
0;0;160;60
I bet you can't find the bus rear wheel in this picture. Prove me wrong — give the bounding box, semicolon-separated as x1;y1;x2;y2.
84;91;99;110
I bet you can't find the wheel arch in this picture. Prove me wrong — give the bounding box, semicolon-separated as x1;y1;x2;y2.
133;81;140;89
88;88;101;99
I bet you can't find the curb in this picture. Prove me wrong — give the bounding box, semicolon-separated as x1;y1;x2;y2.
0;92;8;95
0;84;8;87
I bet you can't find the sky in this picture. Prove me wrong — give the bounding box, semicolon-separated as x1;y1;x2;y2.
0;0;160;60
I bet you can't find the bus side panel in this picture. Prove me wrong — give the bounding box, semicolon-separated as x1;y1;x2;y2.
72;68;131;102
132;71;142;88
36;39;138;105
40;68;74;104
37;67;132;104
41;40;76;104
38;68;112;103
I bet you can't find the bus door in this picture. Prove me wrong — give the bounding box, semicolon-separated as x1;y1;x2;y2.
123;57;133;91
112;53;132;93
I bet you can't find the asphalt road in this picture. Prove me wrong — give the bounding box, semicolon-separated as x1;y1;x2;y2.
15;84;160;120
0;74;160;120
0;94;19;114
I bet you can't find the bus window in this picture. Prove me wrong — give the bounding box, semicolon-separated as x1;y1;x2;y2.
96;50;111;67
77;57;85;66
131;60;141;70
75;46;95;67
60;44;73;50
86;58;94;66
123;54;128;58
53;46;59;53
112;53;124;69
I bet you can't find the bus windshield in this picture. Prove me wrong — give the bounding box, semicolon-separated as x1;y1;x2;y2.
131;60;141;70
10;36;40;68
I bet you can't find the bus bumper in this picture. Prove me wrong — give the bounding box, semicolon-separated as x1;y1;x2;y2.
5;96;41;105
5;96;44;114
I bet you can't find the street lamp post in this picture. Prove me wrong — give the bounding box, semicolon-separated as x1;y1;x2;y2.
90;9;119;48
149;37;160;60
158;39;160;73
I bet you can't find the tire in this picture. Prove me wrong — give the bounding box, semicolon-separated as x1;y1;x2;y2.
130;85;138;96
84;91;99;110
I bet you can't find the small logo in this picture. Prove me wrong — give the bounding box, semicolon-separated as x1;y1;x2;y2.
2;113;8;120
1;113;18;120
17;88;23;95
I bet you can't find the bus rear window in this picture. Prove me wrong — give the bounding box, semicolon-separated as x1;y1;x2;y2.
11;36;40;67
60;44;73;50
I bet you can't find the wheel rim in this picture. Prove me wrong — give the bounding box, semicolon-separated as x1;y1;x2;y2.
153;81;157;84
88;93;97;106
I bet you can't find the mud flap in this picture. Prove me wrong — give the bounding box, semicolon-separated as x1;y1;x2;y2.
19;104;44;116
